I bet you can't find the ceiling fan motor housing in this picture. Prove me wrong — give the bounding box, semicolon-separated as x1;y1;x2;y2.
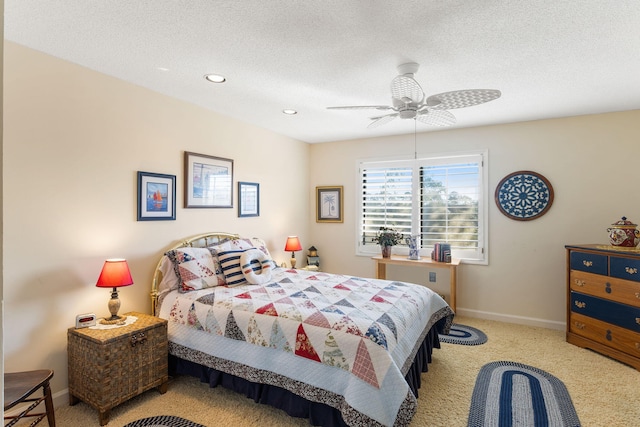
399;108;417;119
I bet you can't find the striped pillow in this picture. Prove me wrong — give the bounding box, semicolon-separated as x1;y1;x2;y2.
216;249;251;287
211;237;278;268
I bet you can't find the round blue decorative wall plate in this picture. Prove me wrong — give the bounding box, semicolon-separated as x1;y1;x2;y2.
495;171;554;221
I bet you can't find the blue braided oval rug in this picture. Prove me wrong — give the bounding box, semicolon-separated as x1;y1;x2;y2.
439;323;488;345
468;361;581;427
124;416;205;427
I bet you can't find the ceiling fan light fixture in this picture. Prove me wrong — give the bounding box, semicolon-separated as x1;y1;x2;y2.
282;109;298;115
204;73;226;83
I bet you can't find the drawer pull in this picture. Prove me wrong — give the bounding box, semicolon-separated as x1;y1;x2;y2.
582;260;593;267
625;266;638;275
574;279;585;287
605;283;612;294
573;322;585;330
130;332;147;347
574;300;586;309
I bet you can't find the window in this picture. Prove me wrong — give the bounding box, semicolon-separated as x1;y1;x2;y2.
357;151;487;263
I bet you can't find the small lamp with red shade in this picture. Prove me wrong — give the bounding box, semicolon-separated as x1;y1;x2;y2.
284;236;302;268
96;258;134;324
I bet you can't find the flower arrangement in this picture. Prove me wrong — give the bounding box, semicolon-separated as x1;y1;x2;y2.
373;226;402;247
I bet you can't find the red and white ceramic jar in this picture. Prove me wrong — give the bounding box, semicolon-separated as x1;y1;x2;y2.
607;216;640;247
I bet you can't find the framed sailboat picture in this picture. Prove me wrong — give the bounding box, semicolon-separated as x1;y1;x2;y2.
137;171;176;221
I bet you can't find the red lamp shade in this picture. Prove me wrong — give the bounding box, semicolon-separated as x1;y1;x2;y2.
284;236;302;252
96;259;133;323
96;259;134;288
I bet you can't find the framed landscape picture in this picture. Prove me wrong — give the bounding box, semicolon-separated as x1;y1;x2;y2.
137;171;176;221
316;186;343;223
184;151;233;208
238;181;260;217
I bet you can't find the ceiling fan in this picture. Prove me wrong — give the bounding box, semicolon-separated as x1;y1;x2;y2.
327;62;501;128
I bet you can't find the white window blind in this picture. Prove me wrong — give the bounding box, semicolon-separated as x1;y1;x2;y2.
357;152;487;263
360;162;414;245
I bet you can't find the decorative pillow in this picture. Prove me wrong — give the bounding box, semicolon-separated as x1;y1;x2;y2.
216;249;255;287
244;237;271;256
166;247;225;292
208;239;254;254
240;248;273;285
248;237;277;267
157;255;181;294
209;237;277;274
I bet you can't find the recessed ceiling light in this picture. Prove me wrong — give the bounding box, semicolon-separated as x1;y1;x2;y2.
157;67;170;72
204;74;226;83
282;109;298;115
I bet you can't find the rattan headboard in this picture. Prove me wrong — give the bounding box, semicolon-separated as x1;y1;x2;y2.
150;232;240;316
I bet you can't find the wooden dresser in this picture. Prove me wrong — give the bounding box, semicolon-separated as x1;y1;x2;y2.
67;312;168;425
566;244;640;371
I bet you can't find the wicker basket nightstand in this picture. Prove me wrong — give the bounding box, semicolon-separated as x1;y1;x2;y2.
67;312;168;425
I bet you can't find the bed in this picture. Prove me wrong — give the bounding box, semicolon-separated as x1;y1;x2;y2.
151;232;454;427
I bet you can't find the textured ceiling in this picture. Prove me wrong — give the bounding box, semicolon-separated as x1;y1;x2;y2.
5;1;640;143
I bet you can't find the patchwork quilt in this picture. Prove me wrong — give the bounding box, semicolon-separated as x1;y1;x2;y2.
160;268;453;426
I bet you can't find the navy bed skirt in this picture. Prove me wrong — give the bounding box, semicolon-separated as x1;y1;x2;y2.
169;318;444;427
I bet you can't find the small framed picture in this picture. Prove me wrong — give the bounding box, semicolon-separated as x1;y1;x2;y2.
316;186;343;223
137;171;176;221
184;151;233;208
238;181;260;217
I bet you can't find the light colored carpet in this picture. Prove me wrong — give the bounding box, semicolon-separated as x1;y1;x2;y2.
50;316;640;426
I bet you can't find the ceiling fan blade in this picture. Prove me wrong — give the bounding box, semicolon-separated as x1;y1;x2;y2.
367;113;398;128
391;75;424;103
416;109;457;127
327;105;394;111
427;89;501;110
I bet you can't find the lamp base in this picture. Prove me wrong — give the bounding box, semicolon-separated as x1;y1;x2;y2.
100;287;126;325
99;315;127;325
290;256;297;269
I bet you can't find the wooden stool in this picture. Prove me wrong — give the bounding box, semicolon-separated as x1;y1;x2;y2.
4;369;56;427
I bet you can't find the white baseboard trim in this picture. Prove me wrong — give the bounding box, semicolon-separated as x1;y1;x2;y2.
53;388;69;408
455;307;566;331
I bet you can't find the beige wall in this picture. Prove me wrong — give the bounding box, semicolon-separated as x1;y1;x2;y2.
309;110;640;328
3;42;310;398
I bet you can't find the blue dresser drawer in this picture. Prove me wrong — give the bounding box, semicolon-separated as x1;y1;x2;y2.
571;291;640;332
610;256;640;283
570;251;608;275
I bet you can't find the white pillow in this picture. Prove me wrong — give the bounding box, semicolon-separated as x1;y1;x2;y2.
240;248;273;285
157;256;180;294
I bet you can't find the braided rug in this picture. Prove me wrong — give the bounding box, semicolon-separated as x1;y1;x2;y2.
439;323;488;345
123;415;206;427
468;361;581;427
